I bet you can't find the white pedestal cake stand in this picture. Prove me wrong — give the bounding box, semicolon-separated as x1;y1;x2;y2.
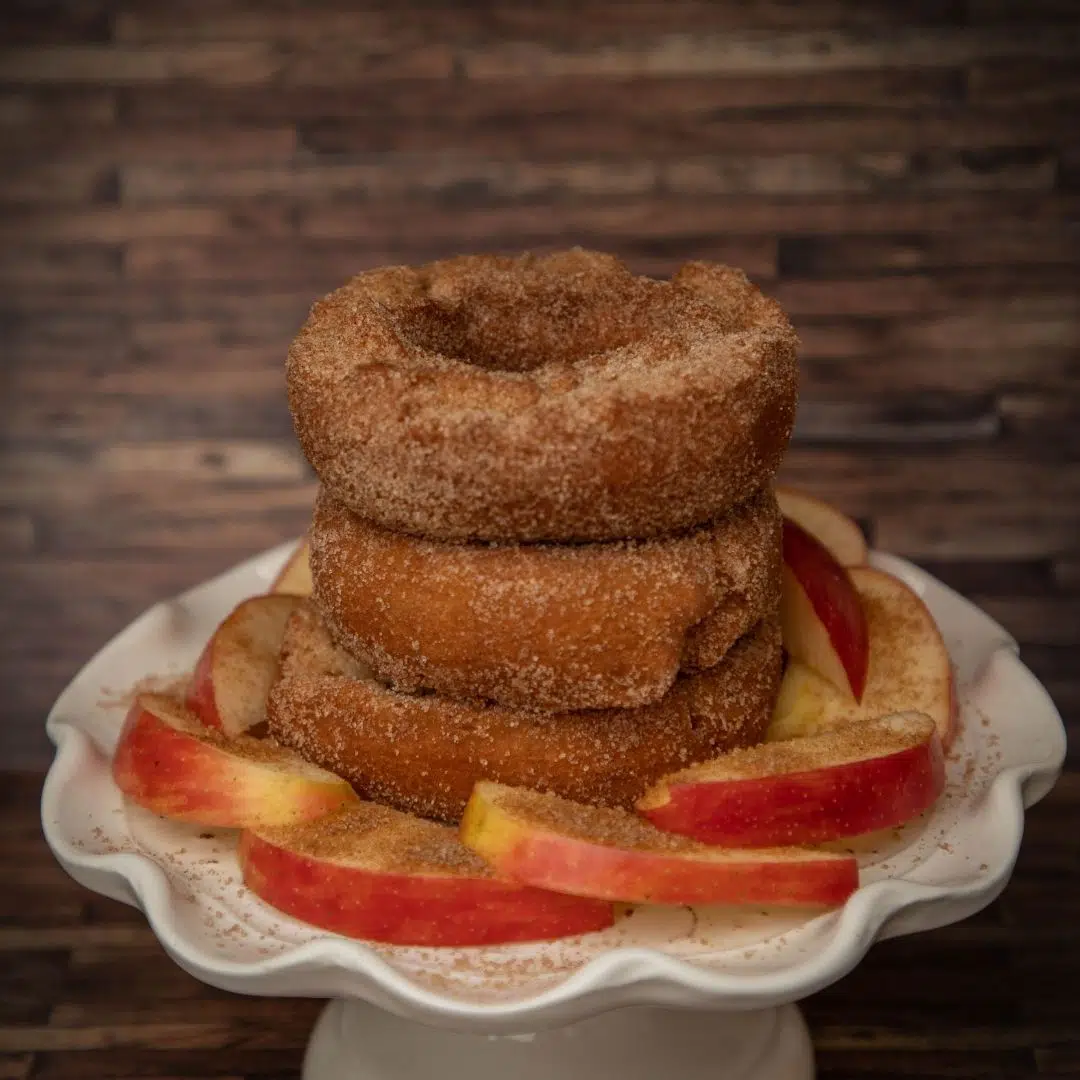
42;544;1066;1080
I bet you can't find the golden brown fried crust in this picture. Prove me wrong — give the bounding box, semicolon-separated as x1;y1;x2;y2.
287;249;798;542
267;603;783;823
310;485;782;710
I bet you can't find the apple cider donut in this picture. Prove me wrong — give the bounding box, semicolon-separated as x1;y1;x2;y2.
267;603;782;823
287;249;798;542
310;486;782;711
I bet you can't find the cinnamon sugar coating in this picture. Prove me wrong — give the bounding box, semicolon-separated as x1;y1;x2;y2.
287;249;799;542
310;485;781;710
247;802;493;877
267;603;782;823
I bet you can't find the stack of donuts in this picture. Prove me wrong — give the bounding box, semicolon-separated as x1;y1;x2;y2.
268;250;800;823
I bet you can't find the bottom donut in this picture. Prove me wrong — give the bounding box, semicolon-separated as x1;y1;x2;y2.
267;602;782;822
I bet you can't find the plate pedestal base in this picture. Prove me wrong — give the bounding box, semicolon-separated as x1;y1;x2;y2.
303;999;814;1080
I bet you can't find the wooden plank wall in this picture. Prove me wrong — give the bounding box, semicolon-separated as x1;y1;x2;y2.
1;0;1078;770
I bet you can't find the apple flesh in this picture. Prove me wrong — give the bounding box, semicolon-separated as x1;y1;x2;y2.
112;693;357;828
780;519;869;702
637;712;945;846
239;803;615;947
770;567;958;748
186;594;303;736
460;781;858;907
776;487;868;567
269;539;313;597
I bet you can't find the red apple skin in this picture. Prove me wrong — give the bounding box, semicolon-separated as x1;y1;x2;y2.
776;487;868;567
473;829;857;907
112;694;356;828
186;594;302;736
461;783;858;908
637;714;946;847
770;568;958;750
239;818;614;947
781;519;869;702
186;643;218;728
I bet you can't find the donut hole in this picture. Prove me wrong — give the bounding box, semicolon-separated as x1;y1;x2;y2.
396;270;762;375
396;285;659;374
288;250;798;541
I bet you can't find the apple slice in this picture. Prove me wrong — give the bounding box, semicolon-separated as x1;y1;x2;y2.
781;519;869;701
769;567;958;747
269;539;312;597
460;782;858;907
112;693;357;827
776;486;868;567
186;594;303;736
239;803;614;946
637;712;944;846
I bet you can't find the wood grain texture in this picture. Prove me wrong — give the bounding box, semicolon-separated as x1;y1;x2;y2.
0;772;1075;1075
0;0;1074;742
1;1;1078;1071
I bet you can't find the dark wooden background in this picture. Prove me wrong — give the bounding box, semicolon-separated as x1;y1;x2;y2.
1;1;1078;1077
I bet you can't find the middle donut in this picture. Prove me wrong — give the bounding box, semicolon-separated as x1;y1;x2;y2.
310;485;781;711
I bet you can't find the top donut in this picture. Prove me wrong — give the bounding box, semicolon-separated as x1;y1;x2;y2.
287;249;798;542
